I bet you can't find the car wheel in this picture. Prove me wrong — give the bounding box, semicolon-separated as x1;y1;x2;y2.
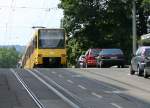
130;65;135;75
121;65;124;68
79;62;83;68
80;65;83;68
137;66;143;76
117;65;120;68
144;69;149;78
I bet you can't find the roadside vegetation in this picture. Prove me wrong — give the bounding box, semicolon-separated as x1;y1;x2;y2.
0;47;20;68
59;0;150;66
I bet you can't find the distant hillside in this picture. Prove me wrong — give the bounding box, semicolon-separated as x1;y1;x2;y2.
14;45;26;53
0;45;26;53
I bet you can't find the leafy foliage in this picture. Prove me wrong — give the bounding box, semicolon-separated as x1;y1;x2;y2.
136;0;150;36
0;47;20;68
59;0;150;66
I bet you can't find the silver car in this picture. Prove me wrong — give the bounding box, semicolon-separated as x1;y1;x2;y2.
130;46;150;76
76;55;85;68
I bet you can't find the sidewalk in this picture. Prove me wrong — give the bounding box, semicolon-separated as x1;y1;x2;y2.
0;72;17;108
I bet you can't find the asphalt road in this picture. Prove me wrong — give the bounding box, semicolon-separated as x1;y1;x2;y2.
0;68;150;108
0;69;38;108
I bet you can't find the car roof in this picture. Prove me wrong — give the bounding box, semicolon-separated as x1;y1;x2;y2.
101;48;122;50
87;48;101;51
139;46;150;49
89;48;101;50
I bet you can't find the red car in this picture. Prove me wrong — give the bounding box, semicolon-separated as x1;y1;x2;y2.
83;48;101;68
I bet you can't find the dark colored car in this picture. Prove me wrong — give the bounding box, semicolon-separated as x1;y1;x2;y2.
76;55;85;68
130;46;150;76
83;48;101;68
96;48;125;68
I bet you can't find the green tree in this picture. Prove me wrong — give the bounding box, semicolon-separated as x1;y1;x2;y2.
59;0;150;66
136;0;150;36
0;47;20;68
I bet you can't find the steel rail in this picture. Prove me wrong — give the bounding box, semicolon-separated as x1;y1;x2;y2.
10;69;46;108
27;69;81;108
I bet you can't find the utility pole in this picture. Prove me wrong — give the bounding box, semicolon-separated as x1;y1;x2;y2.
132;0;137;55
60;18;63;28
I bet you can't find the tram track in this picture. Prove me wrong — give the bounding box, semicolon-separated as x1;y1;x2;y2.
10;69;46;108
2;68;150;108
10;68;79;108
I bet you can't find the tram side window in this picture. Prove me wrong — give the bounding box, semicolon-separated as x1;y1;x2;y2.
33;36;37;48
24;53;28;64
30;41;34;54
29;46;31;57
29;44;34;57
23;46;30;66
26;47;30;59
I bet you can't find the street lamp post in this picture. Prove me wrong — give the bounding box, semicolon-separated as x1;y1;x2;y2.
132;0;137;55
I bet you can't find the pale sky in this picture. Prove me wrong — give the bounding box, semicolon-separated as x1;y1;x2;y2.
0;0;63;45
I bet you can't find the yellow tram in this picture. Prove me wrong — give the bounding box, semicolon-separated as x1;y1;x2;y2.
21;28;67;68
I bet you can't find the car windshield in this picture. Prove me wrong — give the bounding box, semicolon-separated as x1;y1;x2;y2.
100;49;123;55
91;49;101;56
145;49;150;57
78;55;84;60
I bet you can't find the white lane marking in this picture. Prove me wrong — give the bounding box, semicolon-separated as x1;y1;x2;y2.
127;73;131;76
52;71;56;74
67;80;74;84
91;92;103;99
105;90;123;94
110;103;123;108
28;69;80;108
77;85;87;90
58;74;63;78
72;75;82;78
